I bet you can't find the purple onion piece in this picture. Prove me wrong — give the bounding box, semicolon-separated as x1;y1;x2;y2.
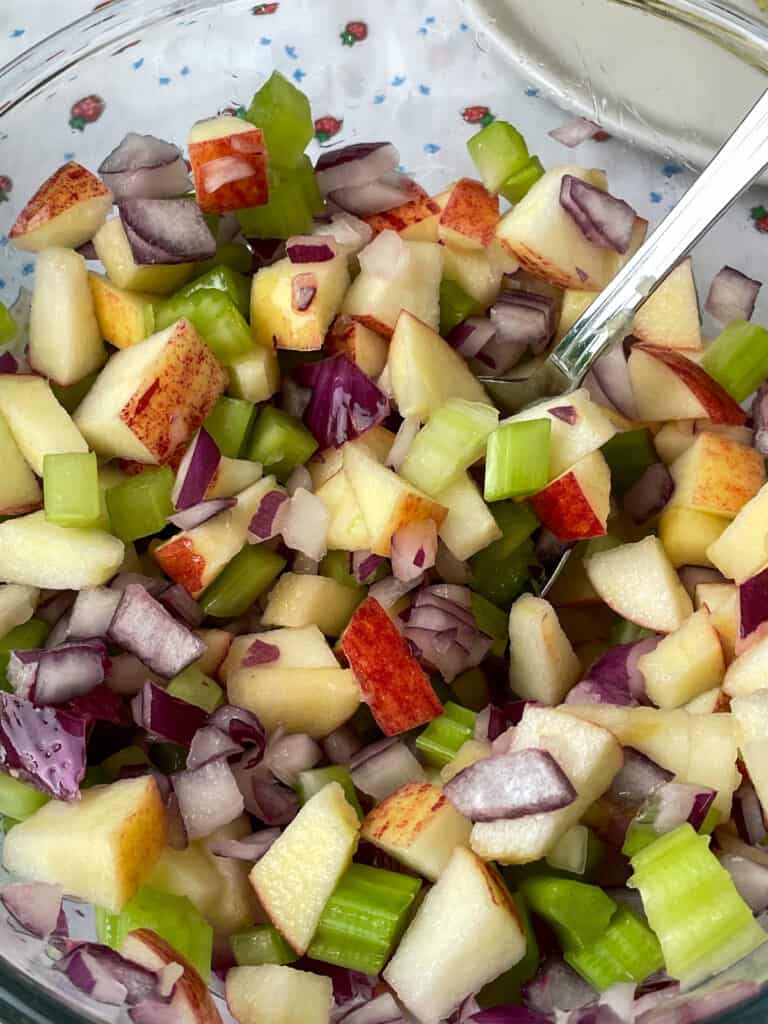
249;490;289;541
622;463;674;525
752;383;768;456
119;198;216;265
296;353;390;449
100;132;183;174
210;704;267;751
109;584;205;678
549;405;578;425
172;757;245;840
0;882;63;939
292;273;317;312
172;428;221;511
168;497;236;531
549;118;606;148
524;958;597;1015
286;237;336;263
187;725;243;771
159;584;204;628
55;942;160;1005
0;694;86;800
241;638;281;667
131;681;207;747
607;747;674;803
207;828;280;861
68;587;121;640
739;565;768;639
560;174;636;254
8;640;109;704
315;142;399;193
704;265;761;324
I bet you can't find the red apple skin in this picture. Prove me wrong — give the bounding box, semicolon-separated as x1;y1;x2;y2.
189;128;269;215
439;177;500;248
154;536;206;595
364;187;441;237
633;344;747;426
349;312;395;340
10;162;110;239
341;597;443;736
529;472;607;542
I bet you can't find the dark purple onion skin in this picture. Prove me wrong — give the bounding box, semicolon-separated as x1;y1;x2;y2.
0;694;86;800
296;353;390;449
739;565;768;639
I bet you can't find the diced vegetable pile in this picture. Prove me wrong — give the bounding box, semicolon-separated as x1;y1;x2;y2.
1;70;768;1024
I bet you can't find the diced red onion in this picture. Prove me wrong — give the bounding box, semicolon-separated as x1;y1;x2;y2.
107;654;158;697
677;565;725;601
208;827;280;861
490;291;555;353
280;488;329;561
732;783;767;845
738;564;768;639
172;757;244;840
337;992;404;1024
0;694;86;800
367;573;425;610
168;497;236;530
549;118;606;148
402;585;490;682
99;132;190;200
350;737;426;801
240;638;281;668
444;747;577;821
110;573;168;597
55;942;160;1005
210;705;267;752
391;520;438;582
109;585;205;678
358;229;410;281
448;317;497;360
282;377;312;420
287;236;337;264
249;490;289;542
566;679;638;707
471;336;527;375
351;551;385;585
1;882;63;939
550;405;578;425
583;369;615;410
704;266;761;324
264;729;322;787
622;463;674;525
298;354;391;450
172;428;221;511
0;351;21;373
285;464;313;496
61;949;128;1005
128;1001;183;1024
331;171;419;217
314;212;373;256
322;725;363;765
639;781;716;835
8;640;109;704
119;198;216;265
292;272;317;312
435;543;471;585
524;959;597;1015
591;344;639;420
159;584;203;627
248;237;286;268
36;591;76;626
719;853;768;912
752;383;768;456
187;725;243;771
315;142;399;194
60;683;129;727
560;175;636;254
607;747;674;803
131;680;207;746
231;751;298;824
67;588;120;640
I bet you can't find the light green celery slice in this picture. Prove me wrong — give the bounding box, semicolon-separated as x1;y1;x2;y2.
167;665;224;713
231;925;298;966
105;467;174;543
0;303;16;345
701;320;768;402
245;70;313;165
43;452;100;528
415;701;477;768
521;876;616;951
484;418;550;501
565;906;664;990
295;766;363;818
199;544;286;618
0;772;49;820
467;120;530;193
204;396;256;459
499;156;545;203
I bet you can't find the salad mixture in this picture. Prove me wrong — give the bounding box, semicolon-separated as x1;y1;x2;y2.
0;69;768;1024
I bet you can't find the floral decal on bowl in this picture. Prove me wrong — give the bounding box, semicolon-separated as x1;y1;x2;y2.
340;21;368;46
751;205;768;233
0;177;12;203
69;95;105;131
462;105;495;126
252;2;279;12
314;116;343;144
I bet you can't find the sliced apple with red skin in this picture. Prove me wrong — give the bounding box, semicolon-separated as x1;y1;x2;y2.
529;449;610;541
10;161;113;252
188;115;269;215
668;431;765;519
341;596;443;735
326;314;388;379
363;187;442;241
438;177;500;251
632;258;702;351
706;482;768;585
695;582;738;662
654;421;695;465
628;344;746;425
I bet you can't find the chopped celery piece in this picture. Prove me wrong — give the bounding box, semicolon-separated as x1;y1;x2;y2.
467;120;530;193
101;745;151;781
288;155;325;216
196;243;253;275
320;550;367;591
566;906;664;990
150;742;188;774
484;419;551;501
450;667;491;711
231;925;298;966
0;816;19;832
0;618;49;689
51;370;99;414
469;501;538;606
0;771;49;819
416;701;477;768
469;593;508;656
521;876;617;952
96;885;213;981
601;429;657;495
439;278;481;337
204;396;256;458
478;893;539;1007
237;167;313;239
172;265;250;319
200;543;286;618
701;320;768;402
246;70;313;165
0;302;16;344
43;452;100;528
82;765;109;788
244;406;318;482
307;863;421;975
155;289;252;365
499;156;545;204
106;467;174;543
295;766;363;818
167;665;224;713
400;399;499;497
607;618;655;645
629;824;767;986
699;806;721;836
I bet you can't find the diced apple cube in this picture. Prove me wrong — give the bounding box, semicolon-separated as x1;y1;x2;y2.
0;584;39;638
363;189;442;242
74;318;227;464
0;374;87;476
440;739;492;783
93;217;195;294
227;346;281;403
361;782;472;881
654;421;695;465
730;692;768;817
10;161;113;252
0;411;42;515
667;432;764;519
706;482;768;584
261;572;361;637
585;536;693;633
315;470;371;551
628;345;746;425
2;776;166;912
686;712;739;818
436;472;501;561
250;782;360;954
438;178;500;250
226;964;332;1024
383;846;526;1024
658;507;726;568
723;631;768;697
188;115;269;215
556;289;594;343
638;609;725;708
632;259;702;351
206;458;263;500
696;582;738;661
221;624;338;681
441;245;504;307
564;705;692;778
228;665;360;738
470;706;622;864
326;315;388;380
88;272;156;350
193;628;233;677
529;449;610;541
508;594;581;704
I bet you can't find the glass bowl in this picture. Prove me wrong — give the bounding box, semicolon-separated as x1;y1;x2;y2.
1;1;768;1021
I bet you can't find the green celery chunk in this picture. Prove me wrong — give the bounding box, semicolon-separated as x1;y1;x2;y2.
699;806;721;836
167;665;224;713
0;771;49;819
196;243;253;276
204;396;256;458
0;816;19;832
439;279;481;338
282;155;325;216
200;544;286;618
521;876;617;952
43;452;100;528
171;265;251;319
470;593;509;656
566;905;664;990
701;320;768;402
401;399;499;497
295;766;363;818
629;824;767;986
246;70;313;165
601;429;657;495
450;667;491;711
416;702;477;768
82;765;109;789
607;618;655;645
96;885;213;981
307;863;421;975
478;893;539;1007
231;925;298;966
467;120;530;193
106;467;174;543
245;406;318;482
155;289;252;365
320;550;367;590
0;303;17;345
469;502;539;606
101;745;151;781
237;166;313;239
51;370;99;414
0;618;49;689
150;743;189;774
484;419;551;501
499;156;545;204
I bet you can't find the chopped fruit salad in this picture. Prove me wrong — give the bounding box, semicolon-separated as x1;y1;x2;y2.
1;68;768;1024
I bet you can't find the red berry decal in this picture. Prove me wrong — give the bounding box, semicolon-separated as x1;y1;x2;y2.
0;175;12;202
314;115;343;144
340;20;368;46
462;105;495;126
69;94;105;132
251;2;279;12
